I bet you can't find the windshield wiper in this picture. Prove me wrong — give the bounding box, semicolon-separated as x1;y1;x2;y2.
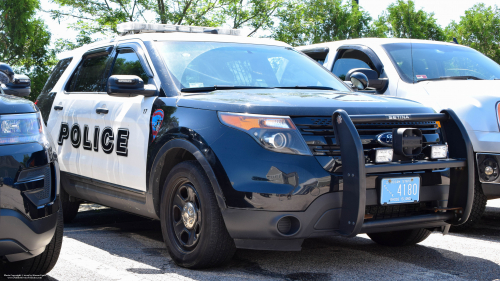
274;86;338;90
180;85;272;93
417;76;484;82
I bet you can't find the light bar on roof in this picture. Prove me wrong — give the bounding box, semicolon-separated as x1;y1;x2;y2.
117;22;243;36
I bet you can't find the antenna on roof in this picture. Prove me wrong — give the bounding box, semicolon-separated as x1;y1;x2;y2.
451;37;459;44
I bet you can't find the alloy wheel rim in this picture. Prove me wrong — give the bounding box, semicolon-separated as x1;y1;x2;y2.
171;181;202;250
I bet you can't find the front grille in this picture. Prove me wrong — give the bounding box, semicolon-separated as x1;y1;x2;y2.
365;203;430;220
293;117;440;158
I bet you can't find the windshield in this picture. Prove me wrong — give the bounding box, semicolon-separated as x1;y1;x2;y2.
382;43;500;82
155;41;350;92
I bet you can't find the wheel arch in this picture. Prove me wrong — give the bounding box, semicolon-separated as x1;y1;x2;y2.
148;139;227;218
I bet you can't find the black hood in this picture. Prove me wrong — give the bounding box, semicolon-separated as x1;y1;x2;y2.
0;94;37;114
176;89;434;116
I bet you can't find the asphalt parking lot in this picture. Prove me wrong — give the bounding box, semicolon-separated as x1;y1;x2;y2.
42;201;500;281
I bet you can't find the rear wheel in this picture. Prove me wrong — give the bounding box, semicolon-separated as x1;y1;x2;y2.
368;228;431;246
451;179;487;231
3;207;63;275
160;161;235;269
61;187;80;223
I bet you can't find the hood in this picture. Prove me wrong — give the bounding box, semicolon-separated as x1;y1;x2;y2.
176;89;433;116
0;94;37;114
418;80;500;132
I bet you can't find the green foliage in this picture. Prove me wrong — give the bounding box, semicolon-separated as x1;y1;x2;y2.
0;0;55;102
271;0;372;46
445;3;500;64
48;0;284;48
375;0;445;41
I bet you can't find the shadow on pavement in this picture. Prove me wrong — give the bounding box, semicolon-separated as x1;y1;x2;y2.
61;205;500;280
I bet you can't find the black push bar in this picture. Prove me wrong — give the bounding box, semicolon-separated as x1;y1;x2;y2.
331;109;474;237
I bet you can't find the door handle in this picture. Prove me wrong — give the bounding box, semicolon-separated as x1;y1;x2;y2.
96;108;109;114
54;105;63;111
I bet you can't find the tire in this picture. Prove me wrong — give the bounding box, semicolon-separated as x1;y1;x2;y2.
368;228;431;246
61;186;80;223
160;161;236;269
451;179;487;231
3;207;64;275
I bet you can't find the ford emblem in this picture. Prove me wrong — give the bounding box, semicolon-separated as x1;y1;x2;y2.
376;132;393;146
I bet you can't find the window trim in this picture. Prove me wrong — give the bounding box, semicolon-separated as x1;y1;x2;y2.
333;45;385;75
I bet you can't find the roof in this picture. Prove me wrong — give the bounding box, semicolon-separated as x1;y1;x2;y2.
58;32;290;59
297;38;473;50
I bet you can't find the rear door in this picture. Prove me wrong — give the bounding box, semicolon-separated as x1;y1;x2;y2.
48;47;113;178
36;57;73;125
91;42;156;191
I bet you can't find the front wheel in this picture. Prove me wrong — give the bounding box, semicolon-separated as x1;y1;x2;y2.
160;161;235;269
451;179;487;231
368;228;431;246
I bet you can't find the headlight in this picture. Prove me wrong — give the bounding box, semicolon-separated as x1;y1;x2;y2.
0;113;46;145
218;112;311;155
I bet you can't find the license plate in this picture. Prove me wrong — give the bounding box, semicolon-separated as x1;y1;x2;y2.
380;176;420;205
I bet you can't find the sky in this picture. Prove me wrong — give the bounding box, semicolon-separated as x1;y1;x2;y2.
40;0;500;45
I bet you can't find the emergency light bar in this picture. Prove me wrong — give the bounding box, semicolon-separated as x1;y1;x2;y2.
117;22;244;36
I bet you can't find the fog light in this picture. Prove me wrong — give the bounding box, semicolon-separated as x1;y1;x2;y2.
485;166;494;176
430;144;448;159
479;157;499;182
374;148;393;163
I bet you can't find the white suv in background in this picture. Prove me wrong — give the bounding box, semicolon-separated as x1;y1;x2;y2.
298;38;500;229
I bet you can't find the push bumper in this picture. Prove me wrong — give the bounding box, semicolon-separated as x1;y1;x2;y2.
0;198;60;262
223;109;473;250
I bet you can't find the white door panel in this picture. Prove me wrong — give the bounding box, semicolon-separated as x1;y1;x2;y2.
91;95;155;191
47;93;95;178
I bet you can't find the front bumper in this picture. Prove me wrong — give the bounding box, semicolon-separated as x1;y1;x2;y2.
0;199;60;262
222;110;473;250
469;130;500;153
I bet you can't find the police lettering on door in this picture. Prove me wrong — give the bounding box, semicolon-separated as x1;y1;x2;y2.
58;123;130;156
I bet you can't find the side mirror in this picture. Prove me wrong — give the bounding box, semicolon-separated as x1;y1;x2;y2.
1;74;31;97
107;75;157;97
0;63;14;85
350;72;368;90
345;68;388;92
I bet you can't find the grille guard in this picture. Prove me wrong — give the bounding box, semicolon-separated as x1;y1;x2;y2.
331;109;474;237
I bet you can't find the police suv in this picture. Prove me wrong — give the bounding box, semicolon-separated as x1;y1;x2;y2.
37;22;473;269
0;63;62;275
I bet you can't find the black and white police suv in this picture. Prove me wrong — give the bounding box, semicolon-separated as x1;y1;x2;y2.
0;63;63;275
36;22;473;269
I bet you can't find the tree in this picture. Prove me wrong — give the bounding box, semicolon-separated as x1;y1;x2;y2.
374;0;445;41
445;3;500;64
0;0;55;101
47;0;284;45
271;0;372;46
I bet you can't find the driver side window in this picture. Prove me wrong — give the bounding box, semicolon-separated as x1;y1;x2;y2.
332;58;371;81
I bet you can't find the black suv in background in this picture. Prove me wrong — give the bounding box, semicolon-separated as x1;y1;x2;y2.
0;63;63;276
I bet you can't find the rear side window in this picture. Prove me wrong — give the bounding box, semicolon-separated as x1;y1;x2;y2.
39;58;73;97
37;57;73;124
68;54;109;92
111;49;149;83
